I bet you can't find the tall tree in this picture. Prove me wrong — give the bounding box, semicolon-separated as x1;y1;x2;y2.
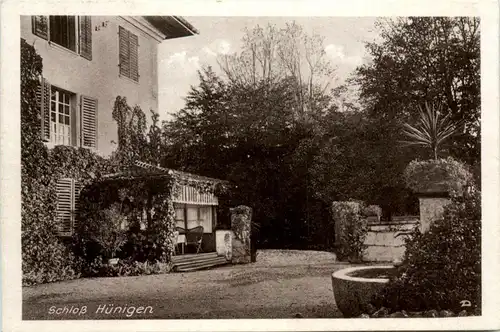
161;65;334;248
311;16;482;215
354;17;480;165
217;22;336;122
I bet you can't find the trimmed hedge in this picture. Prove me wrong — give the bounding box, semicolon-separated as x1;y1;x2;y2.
331;201;368;262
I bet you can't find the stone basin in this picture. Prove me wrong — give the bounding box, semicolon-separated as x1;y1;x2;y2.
332;265;394;318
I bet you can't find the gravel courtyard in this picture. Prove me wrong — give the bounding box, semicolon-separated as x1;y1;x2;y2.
23;250;350;319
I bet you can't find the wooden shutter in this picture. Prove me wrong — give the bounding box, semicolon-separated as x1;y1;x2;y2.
73;181;83;231
56;178;73;236
32;16;48;40
80;95;98;148
79;16;92;61
38;78;51;142
118;26;130;78
129;32;139;81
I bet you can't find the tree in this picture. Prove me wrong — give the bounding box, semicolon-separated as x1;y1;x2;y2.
318;17;483;215
161;65;334;248
354;17;480;166
217;22;336;122
160;67;233;175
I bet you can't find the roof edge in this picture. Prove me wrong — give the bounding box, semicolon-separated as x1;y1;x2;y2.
142;16;199;40
172;16;199;35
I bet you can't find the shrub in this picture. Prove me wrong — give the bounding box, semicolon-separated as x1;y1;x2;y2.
84;203;128;260
331;201;368;262
374;184;481;313
362;205;382;217
403;157;473;195
82;257;172;278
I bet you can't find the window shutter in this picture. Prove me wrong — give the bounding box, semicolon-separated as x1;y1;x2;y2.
73;181;83;231
32;16;48;40
80;95;98;148
38;78;51;142
118;26;130;78
79;16;92;61
129;32;139;81
56;178;73;236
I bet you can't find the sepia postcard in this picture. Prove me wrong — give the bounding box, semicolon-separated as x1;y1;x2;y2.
1;0;499;331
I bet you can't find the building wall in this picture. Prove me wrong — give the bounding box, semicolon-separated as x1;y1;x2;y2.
21;16;160;157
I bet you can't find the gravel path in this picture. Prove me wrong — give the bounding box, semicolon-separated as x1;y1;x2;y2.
23;250;350;319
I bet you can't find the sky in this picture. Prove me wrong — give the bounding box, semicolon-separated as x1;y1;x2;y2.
157;17;380;121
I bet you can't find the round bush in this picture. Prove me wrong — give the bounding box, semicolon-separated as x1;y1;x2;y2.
404;157;473;195
374;185;481;313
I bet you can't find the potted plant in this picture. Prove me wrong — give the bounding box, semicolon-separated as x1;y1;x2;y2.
400;102;472;195
401;102;472;232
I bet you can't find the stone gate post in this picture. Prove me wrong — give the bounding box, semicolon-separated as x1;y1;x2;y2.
230;205;252;264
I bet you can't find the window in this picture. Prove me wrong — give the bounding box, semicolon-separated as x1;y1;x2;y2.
118;26;139;82
174;204;185;229
186;205;200;230
49;16;77;51
175;204;214;233
38;78;98;148
32;15;92;60
50;87;73;145
199;206;213;233
56;178;83;236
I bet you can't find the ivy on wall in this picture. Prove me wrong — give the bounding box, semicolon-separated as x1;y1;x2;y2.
21;39;119;285
21;39;230;284
21;39;116;285
74;174;181;266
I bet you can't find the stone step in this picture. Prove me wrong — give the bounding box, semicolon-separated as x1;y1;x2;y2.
171;252;217;264
175;257;230;272
174;255;227;268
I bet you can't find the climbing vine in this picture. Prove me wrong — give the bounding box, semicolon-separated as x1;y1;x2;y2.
21;39;118;285
22;39;230;284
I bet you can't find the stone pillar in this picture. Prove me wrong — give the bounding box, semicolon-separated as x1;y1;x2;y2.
230;205;252;264
418;196;450;233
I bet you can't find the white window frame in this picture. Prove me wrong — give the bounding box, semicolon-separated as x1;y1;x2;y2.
50;87;73;146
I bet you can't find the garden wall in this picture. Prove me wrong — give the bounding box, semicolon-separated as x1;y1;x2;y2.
363;217;419;262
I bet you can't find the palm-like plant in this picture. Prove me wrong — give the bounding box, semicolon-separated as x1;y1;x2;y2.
401;102;462;160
